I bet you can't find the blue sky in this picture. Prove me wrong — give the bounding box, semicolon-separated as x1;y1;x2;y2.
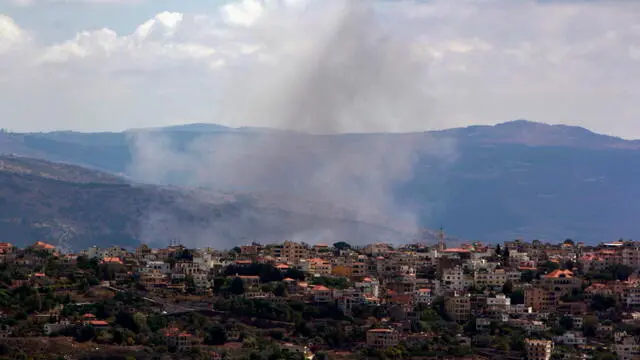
0;0;639;138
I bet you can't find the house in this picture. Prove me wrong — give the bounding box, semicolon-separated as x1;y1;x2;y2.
31;241;56;253
162;328;199;352
541;270;581;293
311;285;333;303
44;321;72;335
86;320;109;329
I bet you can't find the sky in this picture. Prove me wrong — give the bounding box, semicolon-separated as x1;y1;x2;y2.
0;0;639;138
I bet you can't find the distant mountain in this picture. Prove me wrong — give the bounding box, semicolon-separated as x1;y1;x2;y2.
128;123;232;133
435;120;640;150
0;155;419;250
1;120;639;244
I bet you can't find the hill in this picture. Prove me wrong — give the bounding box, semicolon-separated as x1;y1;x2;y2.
1;120;639;244
0;155;422;250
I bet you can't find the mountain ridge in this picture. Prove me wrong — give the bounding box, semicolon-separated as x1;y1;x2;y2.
1;119;639;245
0;155;434;250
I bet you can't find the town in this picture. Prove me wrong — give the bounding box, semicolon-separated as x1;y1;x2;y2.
0;234;638;360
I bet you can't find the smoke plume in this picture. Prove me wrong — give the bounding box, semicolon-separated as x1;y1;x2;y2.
128;0;457;247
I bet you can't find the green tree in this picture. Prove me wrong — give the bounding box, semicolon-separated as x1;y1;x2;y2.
133;312;148;333
538;261;560;274
204;325;227;345
509;289;525;305
559;316;574;331
521;270;535;283
502;280;514;295
229;277;245;295
333;242;351;251
147;315;167;332
583;315;598;337
591;294;616;311
274;283;288;297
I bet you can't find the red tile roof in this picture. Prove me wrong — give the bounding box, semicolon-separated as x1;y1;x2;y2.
87;320;108;326
33;241;55;250
101;257;123;264
442;248;471;253
544;269;574;279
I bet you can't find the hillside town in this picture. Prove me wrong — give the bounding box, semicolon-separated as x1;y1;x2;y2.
0;235;639;360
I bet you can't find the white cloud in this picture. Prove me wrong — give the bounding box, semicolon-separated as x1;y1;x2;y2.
7;0;143;5
0;14;30;52
0;0;640;137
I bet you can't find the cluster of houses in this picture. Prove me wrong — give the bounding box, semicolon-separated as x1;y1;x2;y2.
3;237;640;359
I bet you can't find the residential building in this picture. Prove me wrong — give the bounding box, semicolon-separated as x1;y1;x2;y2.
445;292;471;322
525;339;553;360
366;328;399;348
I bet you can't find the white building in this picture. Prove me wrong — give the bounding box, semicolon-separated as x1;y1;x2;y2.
414;288;432;305
140;261;171;274
442;266;472;291
552;332;586;346
614;333;640;360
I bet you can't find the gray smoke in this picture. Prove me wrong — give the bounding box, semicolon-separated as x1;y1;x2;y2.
128;0;458;247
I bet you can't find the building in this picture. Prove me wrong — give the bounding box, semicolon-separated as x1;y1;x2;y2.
305;258;332;275
414;288;432;305
162;328;199;352
442;266;468;291
614;332;640;360
552;332;586;346
275;241;309;265
311;285;333;303
31;241;56;253
445;292;471;322
486;293;511;317
525;287;558;312
366;328;399;348
541;269;581;293
525;339;553;360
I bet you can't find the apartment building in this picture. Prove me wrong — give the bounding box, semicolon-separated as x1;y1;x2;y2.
525;287;558;312
414;288;432;305
525;339;553;360
445;292;471;322
366;328;399;348
552;332;586;346
442;266;472;291
614;333;640;360
486;294;511;317
305;258;332;275
274;241;309;265
474;268;520;288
